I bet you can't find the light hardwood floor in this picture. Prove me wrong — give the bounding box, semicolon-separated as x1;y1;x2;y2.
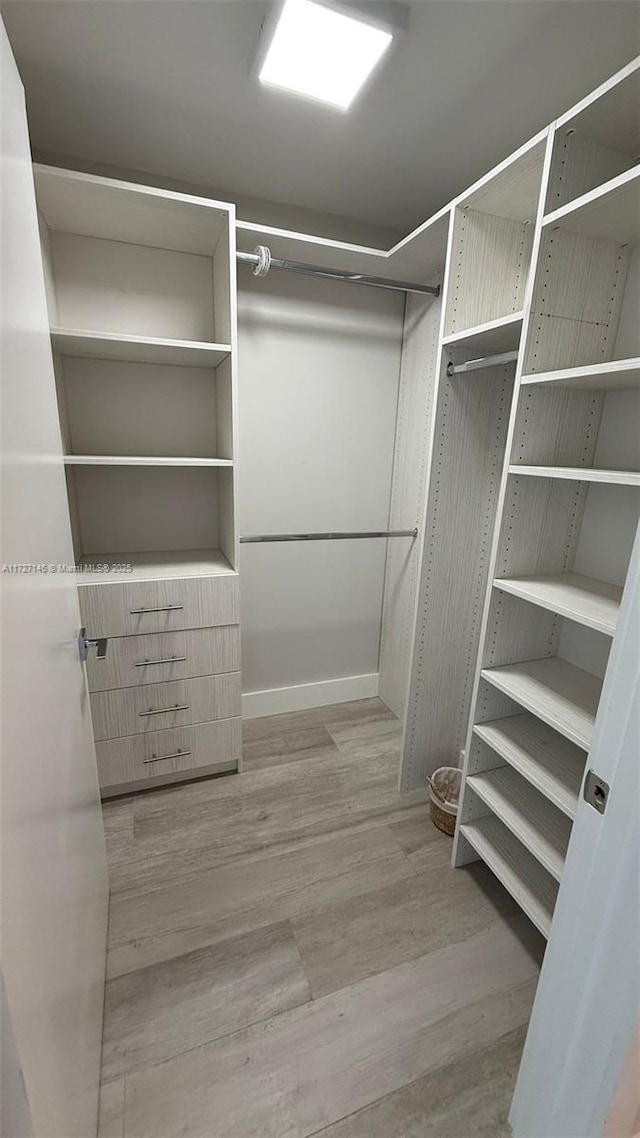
99;698;544;1137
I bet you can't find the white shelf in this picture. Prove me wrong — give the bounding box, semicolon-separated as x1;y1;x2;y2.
34;165;230;255
64;456;233;467
509;465;640;487
467;767;571;881
481;657;601;751
77;548;235;584
474;715;585;819
442;312;524;355
458;135;546;224
51;328;231;368
543;166;640;246
461;816;558;938
522;359;640;392
494;572;622;636
555;61;640;157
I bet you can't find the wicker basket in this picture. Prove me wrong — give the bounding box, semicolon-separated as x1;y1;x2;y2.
428;766;461;837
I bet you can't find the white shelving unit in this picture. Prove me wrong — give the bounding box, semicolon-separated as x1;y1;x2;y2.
396;133;547;794
452;60;640;938
35;165;242;794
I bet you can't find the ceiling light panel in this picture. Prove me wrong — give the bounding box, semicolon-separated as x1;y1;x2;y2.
259;0;393;111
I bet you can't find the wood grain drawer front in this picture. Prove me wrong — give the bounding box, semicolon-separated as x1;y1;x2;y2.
96;717;242;791
86;625;240;692
90;672;241;741
79;574;239;639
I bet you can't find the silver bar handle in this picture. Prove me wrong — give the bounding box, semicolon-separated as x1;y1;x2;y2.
135;656;188;668
240;528;417;543
237;249;439;298
130;604;184;615
143;748;192;764
139;703;189;717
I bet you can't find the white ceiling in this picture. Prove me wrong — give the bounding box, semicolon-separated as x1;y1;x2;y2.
2;0;638;236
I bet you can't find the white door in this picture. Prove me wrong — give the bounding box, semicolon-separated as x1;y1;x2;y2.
1;22;108;1138
510;524;640;1137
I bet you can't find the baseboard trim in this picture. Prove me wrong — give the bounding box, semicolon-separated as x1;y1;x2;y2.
242;673;380;720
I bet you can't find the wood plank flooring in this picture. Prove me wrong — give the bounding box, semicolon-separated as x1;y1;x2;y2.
99;698;544;1137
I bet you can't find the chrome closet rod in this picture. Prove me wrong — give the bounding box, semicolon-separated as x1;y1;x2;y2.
240;529;418;543
446;350;519;377
236;251;439;297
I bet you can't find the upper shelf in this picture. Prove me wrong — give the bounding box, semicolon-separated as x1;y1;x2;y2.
494;572;622;636
481;656;601;751
64;456;233;467
509;465;640;487
542;166;640;246
521;359;640;391
554;59;640;158
51;328;231;369
457;134;547;223
34;165;231;256
442;312;524;355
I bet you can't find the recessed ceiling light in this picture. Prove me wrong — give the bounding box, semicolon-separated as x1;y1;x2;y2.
259;0;394;111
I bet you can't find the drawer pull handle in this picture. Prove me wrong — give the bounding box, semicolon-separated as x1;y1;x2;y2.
143;748;192;764
139;703;189;717
130;604;184;615
135;656;187;667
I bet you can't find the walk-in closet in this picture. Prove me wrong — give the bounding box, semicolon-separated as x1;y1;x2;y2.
2;7;638;1138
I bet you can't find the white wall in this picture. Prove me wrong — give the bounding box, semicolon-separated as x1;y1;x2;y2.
237;269;404;708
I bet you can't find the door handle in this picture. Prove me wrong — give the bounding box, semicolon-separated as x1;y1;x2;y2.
78;628;109;662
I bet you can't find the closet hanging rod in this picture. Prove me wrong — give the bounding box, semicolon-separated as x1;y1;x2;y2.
237;249;439;297
446;350;519;377
240;528;418;543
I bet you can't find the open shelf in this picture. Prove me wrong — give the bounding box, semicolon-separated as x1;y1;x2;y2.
460;816;558;938
34;164;230;255
521;359;640;392
77;548;235;583
474;715;585;819
509;465;640;487
442;312;524;355
64;456;233;467
457;136;546;224
555;61;640;159
481;657;601;750
467;767;571;881
543;166;640;246
493;572;622;636
51;328;231;368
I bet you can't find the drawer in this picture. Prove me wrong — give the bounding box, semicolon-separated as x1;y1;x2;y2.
90;672;241;741
79;573;239;639
97;717;242;794
86;625;240;692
